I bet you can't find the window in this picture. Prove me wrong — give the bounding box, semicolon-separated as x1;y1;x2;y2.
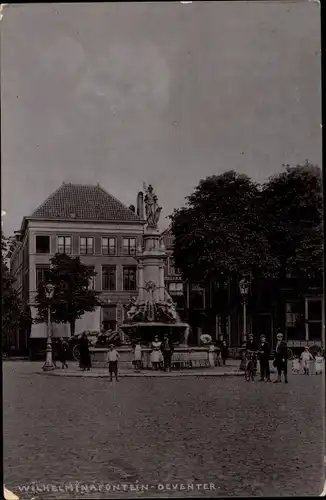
102;266;116;291
190;289;205;310
36;266;50;289
102;306;117;331
57;236;72;254
308;300;322;321
169;258;181;276
101;237;116;256
80;237;94;255
173;294;186;314
307;299;322;341
285;302;305;340
285;303;300;327
122;238;136;255
123;266;137;291
168;282;184;295
36;236;50;254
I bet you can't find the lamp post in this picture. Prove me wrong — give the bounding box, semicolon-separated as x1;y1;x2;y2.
42;283;55;371
239;277;249;344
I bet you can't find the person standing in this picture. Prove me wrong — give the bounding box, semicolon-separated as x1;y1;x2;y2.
220;336;229;366
240;333;257;371
107;344;119;381
150;336;162;370
273;332;288;383
161;334;174;372
258;334;271;382
315;351;324;375
79;332;91;371
58;337;69;369
300;346;314;375
133;342;142;371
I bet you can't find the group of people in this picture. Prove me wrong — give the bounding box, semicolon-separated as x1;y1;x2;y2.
242;332;289;383
242;332;324;382
55;331;324;382
135;334;174;372
292;346;324;375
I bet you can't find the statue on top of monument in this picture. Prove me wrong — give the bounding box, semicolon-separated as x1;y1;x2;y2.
143;182;162;228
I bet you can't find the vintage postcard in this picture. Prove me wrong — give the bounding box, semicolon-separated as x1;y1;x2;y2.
1;1;324;498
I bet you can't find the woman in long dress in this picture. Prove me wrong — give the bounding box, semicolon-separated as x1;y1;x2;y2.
150;336;162;370
79;333;91;371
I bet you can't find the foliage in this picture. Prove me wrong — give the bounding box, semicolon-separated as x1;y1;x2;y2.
1;232;29;349
170;163;323;319
35;253;100;336
170;171;278;286
260;161;323;295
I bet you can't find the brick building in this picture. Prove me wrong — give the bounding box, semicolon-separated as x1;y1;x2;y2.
9;182;145;353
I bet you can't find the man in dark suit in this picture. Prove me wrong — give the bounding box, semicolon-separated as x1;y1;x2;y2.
273;332;288;383
258;334;271;382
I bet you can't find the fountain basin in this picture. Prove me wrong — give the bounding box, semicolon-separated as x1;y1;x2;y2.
89;346;215;369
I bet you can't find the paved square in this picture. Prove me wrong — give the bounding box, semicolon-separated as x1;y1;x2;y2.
3;362;324;498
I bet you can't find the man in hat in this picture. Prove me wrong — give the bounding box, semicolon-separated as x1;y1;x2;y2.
161;333;174;372
273;332;288;383
258;334;271;382
240;333;257;371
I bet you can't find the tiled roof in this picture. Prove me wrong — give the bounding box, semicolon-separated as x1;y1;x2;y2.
29;183;143;222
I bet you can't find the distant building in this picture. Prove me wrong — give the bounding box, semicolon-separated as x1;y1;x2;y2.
9;182;145;353
160;228;324;350
161;227;206;345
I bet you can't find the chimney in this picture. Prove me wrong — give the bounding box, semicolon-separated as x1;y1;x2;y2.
137;191;144;219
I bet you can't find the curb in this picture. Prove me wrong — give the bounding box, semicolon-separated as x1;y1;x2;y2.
2;357;29;361
37;370;244;378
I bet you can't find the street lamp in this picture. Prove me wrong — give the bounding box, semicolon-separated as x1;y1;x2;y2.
239;277;249;344
42;283;55;371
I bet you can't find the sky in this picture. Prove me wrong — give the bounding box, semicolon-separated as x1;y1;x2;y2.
1;1;322;235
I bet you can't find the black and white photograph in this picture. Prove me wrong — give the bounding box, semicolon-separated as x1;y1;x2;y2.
1;2;324;498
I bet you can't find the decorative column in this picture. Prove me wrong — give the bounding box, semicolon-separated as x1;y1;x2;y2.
138;264;144;302
304;297;309;342
42;284;55;371
117;301;125;344
322;295;325;353
239;277;249;344
159;264;165;302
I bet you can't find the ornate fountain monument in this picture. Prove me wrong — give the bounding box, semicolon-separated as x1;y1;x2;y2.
89;184;213;369
121;183;190;345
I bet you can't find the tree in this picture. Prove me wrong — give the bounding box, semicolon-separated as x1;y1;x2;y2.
1;232;26;351
35;253;100;336
170;171;277;285
169;171;279;335
261;161;323;294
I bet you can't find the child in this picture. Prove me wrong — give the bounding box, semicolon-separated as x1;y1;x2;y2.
300;346;314;375
107;344;119;382
315;352;324;375
133;342;142;371
292;356;300;374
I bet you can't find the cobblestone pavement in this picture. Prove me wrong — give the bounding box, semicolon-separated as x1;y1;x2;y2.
3;362;325;498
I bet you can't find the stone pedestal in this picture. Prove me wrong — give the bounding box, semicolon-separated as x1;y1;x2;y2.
138;227;167;303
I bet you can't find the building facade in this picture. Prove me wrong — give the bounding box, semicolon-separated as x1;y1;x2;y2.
160;228;324;350
9;182;146;353
161;227;207;345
